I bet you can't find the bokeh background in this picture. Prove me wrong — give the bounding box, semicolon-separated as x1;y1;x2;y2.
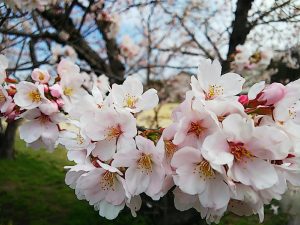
1;0;300;225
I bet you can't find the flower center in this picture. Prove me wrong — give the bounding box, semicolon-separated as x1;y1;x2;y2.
206;84;223;99
28;90;41;103
137;153;153;173
63;87;73;96
123;94;138;109
38;72;45;81
250;52;262;64
164;140;177;161
106;124;123;140
100;171;116;191
196;160;215;179
228;142;253;162
0;91;6;104
38;114;50;124
76;134;84;145
188;121;206;137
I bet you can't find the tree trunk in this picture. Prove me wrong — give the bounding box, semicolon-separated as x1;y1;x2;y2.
0;120;20;160
222;0;254;72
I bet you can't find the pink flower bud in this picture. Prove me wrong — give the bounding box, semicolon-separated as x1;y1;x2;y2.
49;84;62;98
258;83;285;105
31;68;50;84
44;85;49;93
238;95;249;106
56;98;64;108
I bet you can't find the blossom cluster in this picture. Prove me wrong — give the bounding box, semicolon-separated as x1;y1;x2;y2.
1;54;300;223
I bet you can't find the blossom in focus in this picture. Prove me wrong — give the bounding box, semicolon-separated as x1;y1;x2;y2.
111;76;159;113
76;162;127;206
202;114;291;190
14;81;47;109
191;59;245;100
171;146;231;210
113;136;165;199
81;108;137;161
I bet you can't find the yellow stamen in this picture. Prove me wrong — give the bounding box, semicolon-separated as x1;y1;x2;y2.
250;52;262;64
207;84;223;99
124;94;137;109
100;171;115;191
164;140;177;160
137;153;153;173
63;87;73;96
28;90;41;103
228;142;253;162
196;160;215;179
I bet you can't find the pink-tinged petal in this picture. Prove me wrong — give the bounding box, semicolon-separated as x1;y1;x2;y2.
67;150;87;164
175;164;206;195
105;177;126;205
125;166;150;195
19;120;43;143
21;108;41;120
199;175;230;209
41;122;59;147
111;83;125;105
76;169;104;189
135;135;155;153
218;73;245;97
173;187;198;211
118;111;137;138
123;76;143;96
222;114;254;142
248;81;265;100
117;136;136;153
93;139;116;161
250;126;291;160
146;164;165;199
98;161;122;175
202;132;233;166
230;158;278;190
197;59;221;91
96;201;125;220
137;89;159;110
171;147;201;168
112;149;139;168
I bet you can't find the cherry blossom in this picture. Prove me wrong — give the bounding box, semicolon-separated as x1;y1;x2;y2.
110;76;159;113
191;59;245;100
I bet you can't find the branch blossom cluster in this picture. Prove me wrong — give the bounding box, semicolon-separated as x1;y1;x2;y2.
1;54;300;223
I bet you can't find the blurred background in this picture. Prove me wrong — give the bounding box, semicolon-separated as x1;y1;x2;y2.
1;0;300;224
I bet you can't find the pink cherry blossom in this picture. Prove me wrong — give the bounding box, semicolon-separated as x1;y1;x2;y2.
31;68;51;84
110;76;159;113
113;135;165;199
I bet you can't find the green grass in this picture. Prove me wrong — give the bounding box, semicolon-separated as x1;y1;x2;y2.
0;140;290;225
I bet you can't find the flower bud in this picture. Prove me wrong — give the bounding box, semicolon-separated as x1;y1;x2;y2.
258;83;285;105
49;84;62;98
238;95;249;106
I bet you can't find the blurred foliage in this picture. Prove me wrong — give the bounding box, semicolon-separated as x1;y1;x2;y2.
0;139;290;225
